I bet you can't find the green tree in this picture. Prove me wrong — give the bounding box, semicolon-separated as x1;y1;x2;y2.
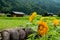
57;11;60;17
0;0;12;13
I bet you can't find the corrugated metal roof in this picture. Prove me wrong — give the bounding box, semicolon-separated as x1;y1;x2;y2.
13;11;25;14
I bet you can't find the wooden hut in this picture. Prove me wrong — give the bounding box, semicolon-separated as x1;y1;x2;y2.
47;13;53;16
10;11;25;17
42;12;53;16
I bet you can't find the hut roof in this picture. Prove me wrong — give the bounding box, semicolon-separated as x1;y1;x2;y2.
12;11;25;14
48;13;53;14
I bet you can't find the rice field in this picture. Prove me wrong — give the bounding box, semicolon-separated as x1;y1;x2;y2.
0;15;60;40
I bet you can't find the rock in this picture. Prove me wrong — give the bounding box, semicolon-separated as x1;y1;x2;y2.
10;29;19;40
1;30;10;40
17;28;26;40
1;27;35;40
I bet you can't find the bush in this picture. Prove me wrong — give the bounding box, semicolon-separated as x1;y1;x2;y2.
57;11;60;17
42;11;48;16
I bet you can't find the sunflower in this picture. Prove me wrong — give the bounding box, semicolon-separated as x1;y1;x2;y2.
29;12;37;22
38;21;48;36
53;19;59;27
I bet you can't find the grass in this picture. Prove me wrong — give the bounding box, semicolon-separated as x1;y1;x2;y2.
0;15;60;40
0;16;29;30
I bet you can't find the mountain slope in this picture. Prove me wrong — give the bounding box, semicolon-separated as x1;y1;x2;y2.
53;0;60;3
0;0;60;14
16;0;60;13
37;0;60;13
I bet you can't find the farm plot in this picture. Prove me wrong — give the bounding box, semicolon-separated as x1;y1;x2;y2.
0;15;60;40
